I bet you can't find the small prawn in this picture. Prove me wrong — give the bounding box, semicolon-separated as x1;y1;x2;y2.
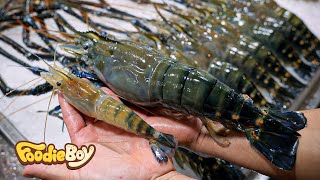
40;61;177;163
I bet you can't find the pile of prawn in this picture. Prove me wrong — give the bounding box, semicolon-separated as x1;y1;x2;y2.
0;0;318;178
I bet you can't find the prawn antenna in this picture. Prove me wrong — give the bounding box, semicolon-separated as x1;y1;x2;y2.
3;78;44;112
54;43;59;66
7;65;48;73
31;52;72;80
0;77;42;100
31;52;53;68
0;95;50;121
43;89;56;143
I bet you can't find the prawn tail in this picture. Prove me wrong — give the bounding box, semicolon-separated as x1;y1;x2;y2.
149;133;177;163
243;108;306;170
266;109;307;131
245;128;299;170
237;99;307;170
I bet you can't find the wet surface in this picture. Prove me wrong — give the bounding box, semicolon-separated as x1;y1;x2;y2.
0;133;26;180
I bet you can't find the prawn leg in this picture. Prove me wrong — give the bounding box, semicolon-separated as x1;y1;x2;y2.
200;117;230;147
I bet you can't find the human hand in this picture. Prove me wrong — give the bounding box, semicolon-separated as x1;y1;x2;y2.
22;88;177;179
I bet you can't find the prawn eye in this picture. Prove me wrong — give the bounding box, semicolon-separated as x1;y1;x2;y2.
56;81;62;86
100;31;108;38
83;44;89;50
83;40;94;51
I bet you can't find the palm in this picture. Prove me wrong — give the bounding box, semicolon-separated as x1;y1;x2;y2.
23;118;175;180
67;119;175;179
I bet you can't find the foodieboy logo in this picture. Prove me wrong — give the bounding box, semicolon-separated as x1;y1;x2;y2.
15;141;96;170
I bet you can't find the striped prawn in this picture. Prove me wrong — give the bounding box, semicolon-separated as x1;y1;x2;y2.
39;60;177;163
60;31;307;170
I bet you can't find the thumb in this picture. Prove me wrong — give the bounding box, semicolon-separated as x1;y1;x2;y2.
23;163;75;179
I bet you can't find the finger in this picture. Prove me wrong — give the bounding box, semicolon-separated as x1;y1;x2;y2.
23;163;71;179
58;92;86;141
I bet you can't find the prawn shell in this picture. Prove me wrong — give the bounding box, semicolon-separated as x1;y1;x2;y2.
96;97;156;138
149;59;177;103
162;64;190;106
203;82;231;117
181;69;217;113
